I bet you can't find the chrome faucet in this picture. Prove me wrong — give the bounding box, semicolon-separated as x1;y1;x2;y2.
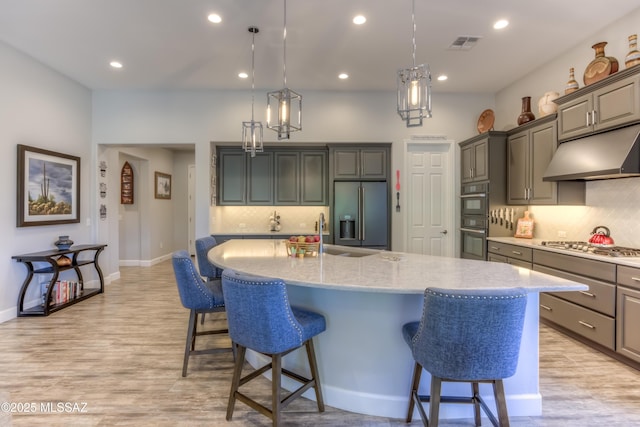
318;212;325;255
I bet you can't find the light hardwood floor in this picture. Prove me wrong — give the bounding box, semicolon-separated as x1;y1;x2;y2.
1;259;640;426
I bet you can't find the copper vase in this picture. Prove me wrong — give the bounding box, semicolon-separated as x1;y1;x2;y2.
517;96;535;125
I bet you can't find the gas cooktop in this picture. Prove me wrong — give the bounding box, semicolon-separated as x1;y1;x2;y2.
539;241;640;257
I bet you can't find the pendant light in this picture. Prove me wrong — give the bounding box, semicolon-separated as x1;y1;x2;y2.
267;0;302;140
242;26;264;157
397;0;432;127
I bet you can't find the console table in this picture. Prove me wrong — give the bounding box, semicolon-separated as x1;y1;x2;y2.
12;244;107;316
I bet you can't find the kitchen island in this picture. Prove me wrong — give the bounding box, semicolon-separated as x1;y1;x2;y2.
208;239;587;420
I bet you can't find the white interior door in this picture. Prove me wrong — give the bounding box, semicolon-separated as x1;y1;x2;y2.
405;140;454;256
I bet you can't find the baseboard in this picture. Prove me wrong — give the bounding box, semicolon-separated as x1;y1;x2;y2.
119;253;171;267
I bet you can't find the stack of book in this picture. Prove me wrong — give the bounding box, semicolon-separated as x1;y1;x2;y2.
40;280;80;306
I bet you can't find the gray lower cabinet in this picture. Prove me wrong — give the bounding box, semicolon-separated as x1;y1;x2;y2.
487;241;532;269
534;249;617;351
616;265;640;363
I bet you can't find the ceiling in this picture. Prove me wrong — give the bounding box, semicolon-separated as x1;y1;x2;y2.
0;1;638;94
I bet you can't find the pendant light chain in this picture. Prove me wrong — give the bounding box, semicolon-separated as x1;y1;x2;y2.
251;28;256;122
411;0;417;68
283;0;287;88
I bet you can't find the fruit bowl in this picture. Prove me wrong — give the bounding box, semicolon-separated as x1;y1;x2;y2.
285;241;320;257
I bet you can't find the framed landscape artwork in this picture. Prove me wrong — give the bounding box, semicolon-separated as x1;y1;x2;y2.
17;144;81;227
154;171;171;199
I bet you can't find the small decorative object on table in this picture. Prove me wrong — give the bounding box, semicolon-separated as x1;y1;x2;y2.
285;237;320;258
583;41;619;85
514;211;534;239
537;91;560;117
56;255;72;266
625;34;640;68
54;235;74;250
517;96;535;125
565;67;579;94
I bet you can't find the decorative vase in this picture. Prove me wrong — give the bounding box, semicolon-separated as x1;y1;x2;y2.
54;235;74;250
565;67;579;94
625;34;640;69
517;96;535;125
583;41;619;86
537;91;560;117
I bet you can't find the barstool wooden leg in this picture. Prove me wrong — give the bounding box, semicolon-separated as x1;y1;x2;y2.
493;379;510;427
272;354;282;427
305;339;325;412
226;344;246;421
406;362;422;422
429;375;442;427
182;310;198;377
472;382;482;426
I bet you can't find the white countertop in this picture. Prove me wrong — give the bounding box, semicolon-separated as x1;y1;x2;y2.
212;230;330;236
488;237;640;268
209;239;588;294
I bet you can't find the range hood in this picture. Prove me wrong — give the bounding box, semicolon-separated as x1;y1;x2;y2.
543;124;640;181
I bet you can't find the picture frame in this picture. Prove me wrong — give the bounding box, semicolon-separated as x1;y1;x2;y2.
17;144;81;227
154;171;171;199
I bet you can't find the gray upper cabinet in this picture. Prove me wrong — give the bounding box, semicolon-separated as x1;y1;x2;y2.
460;138;488;183
219;150;247;205
556;66;640;141
275;152;300;204
218;147;328;206
331;147;387;179
507;116;585;205
248;152;274;204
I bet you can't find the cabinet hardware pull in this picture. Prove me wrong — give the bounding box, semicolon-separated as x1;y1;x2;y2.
592;110;597;124
489;246;500;251
540;304;552;311
512;251;522;256
578;320;595;329
586;111;591;126
460;228;485;235
579;290;596;298
631;276;640;282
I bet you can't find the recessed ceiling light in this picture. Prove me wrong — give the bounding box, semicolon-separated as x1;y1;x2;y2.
338;73;349;79
238;72;248;79
110;61;123;69
493;19;509;30
437;75;448;82
353;15;366;25
208;13;222;24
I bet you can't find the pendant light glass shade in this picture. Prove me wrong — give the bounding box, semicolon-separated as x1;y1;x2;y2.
397;0;432;127
242;26;264;157
267;0;302;140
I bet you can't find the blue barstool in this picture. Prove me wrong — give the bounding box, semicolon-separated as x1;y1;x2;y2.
172;250;231;377
221;269;326;427
403;287;528;427
195;236;223;281
195;236;224;324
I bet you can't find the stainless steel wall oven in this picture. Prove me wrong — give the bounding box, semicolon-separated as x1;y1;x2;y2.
460;183;488;260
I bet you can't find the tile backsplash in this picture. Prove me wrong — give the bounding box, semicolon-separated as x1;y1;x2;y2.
210;206;330;235
528;177;640;247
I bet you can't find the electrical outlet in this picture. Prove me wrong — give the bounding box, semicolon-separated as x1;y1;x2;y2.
160;242;164;249
558;230;567;238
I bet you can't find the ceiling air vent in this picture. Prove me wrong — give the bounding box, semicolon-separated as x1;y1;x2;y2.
448;36;482;50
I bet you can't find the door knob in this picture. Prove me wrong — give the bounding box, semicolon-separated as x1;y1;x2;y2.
440;230;448;235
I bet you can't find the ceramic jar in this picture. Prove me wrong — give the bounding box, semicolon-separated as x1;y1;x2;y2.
54;235;74;250
625;34;640;68
583;41;619;85
565;67;579;94
517;96;536;125
537;91;560;117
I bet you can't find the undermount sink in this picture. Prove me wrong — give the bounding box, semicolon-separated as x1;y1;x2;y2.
321;246;377;257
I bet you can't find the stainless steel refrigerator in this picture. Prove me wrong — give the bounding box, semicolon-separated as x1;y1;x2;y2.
333;181;388;249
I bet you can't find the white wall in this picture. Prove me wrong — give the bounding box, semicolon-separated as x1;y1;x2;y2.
0;41;94;322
